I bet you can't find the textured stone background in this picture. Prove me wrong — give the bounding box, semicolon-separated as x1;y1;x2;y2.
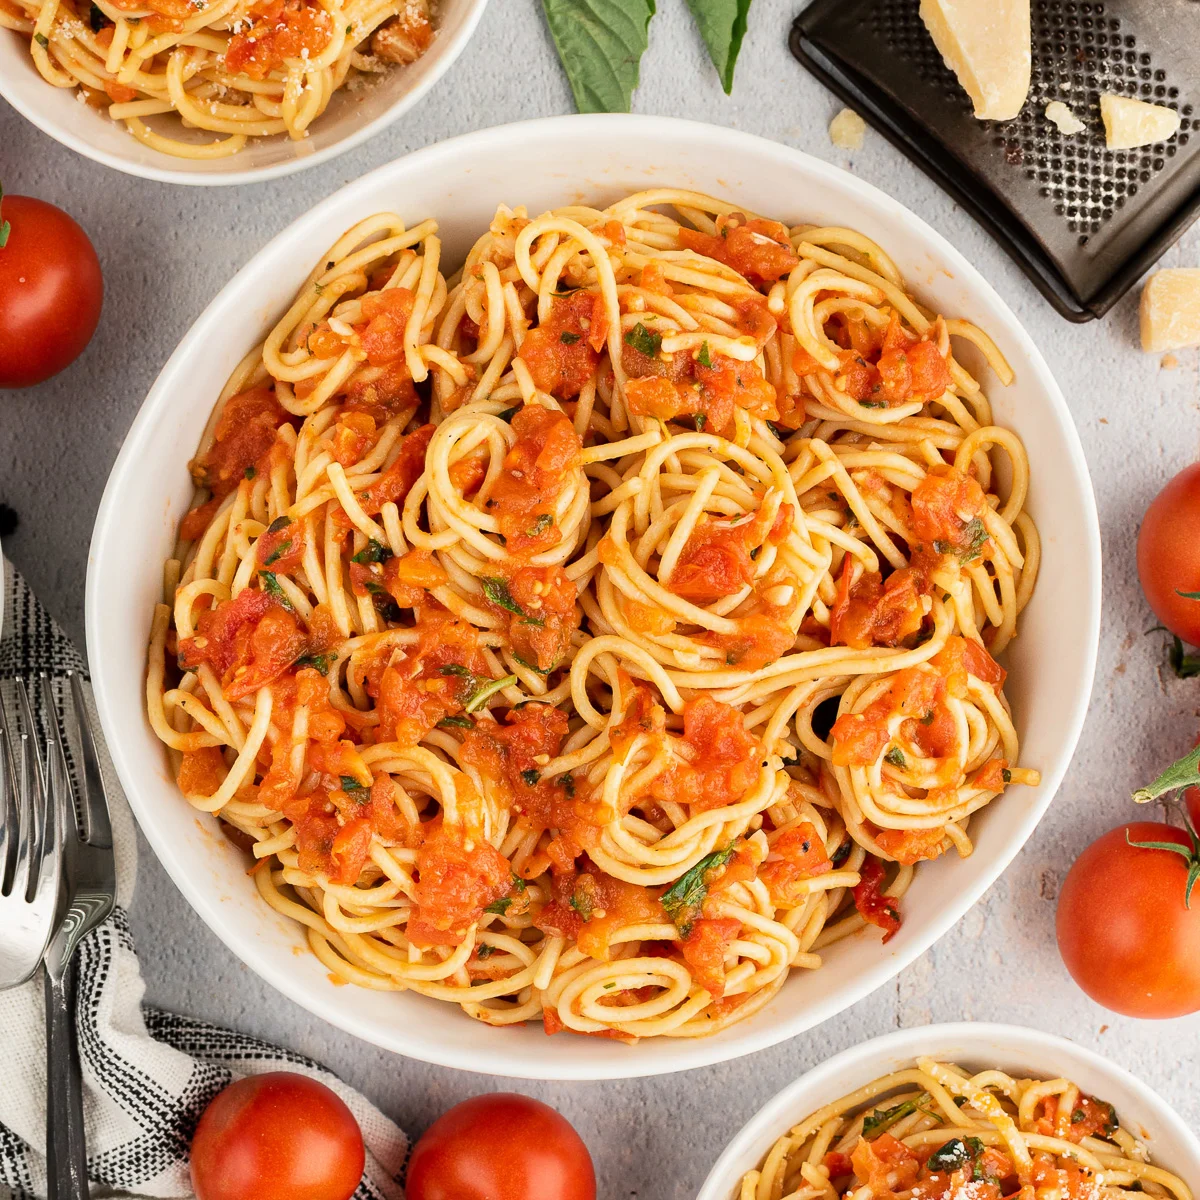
2;2;1200;1195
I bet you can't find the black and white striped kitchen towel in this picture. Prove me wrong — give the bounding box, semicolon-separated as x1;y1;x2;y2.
0;561;408;1200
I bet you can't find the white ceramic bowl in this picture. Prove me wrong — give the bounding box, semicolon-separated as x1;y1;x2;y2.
86;115;1102;1079
0;0;487;185
696;1022;1200;1200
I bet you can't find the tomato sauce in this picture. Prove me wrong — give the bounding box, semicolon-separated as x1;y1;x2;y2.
653;696;761;813
758;822;833;904
853;858;901;941
357;288;414;367
518;292;608;399
224;0;332;80
910;467;988;557
408;823;511;946
829;562;927;649
680;916;741;997
192;387;291;497
678;215;799;286
485;564;578;672
359;423;434;515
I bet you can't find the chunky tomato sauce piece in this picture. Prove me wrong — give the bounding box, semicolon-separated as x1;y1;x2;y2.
537;866;666;959
678;214;799;286
830;668;944;767
177;746;226;798
667;504;789;604
972;757;1009;791
830;562;927;649
191;387;291;497
488;564;577;672
368;611;489;745
255;668;346;812
224;0;332;79
329;411;377;467
853;857;901;941
910;467;988;556
703;610;796;670
179;496;222;543
408;823;511;947
829;311;952;407
851;1133;920;1198
518;292;609;399
461;704;570;825
680;916;742;997
624;349;778;436
1033;1094;1117;1143
343;362;419;426
356;288;414;367
381;548;447;608
357;422;434;516
872;825;948;866
654;696;761;813
178;588;306;701
487;405;582;554
611;677;667;762
932;635;1007;695
758;822;833;904
255;516;304;574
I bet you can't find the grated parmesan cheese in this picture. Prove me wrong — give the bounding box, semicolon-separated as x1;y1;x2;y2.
1044;100;1084;135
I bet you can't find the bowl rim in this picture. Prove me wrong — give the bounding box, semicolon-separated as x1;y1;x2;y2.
86;113;1103;1079
694;1021;1200;1200
0;0;489;186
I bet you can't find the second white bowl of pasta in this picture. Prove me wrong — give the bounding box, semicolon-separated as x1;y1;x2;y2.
696;1023;1200;1200
0;0;487;183
87;115;1101;1078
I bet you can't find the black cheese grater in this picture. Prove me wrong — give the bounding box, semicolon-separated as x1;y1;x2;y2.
790;0;1200;321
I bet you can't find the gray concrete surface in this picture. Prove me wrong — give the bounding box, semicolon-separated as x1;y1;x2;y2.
3;2;1200;1195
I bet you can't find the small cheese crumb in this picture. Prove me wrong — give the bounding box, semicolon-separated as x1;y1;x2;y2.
1100;93;1180;151
1140;269;1200;352
1161;353;1180;369
1044;100;1084;135
829;107;866;150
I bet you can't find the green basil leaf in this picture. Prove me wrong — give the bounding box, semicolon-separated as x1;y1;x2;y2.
862;1093;930;1139
696;340;713;368
520;768;541;786
660;845;734;937
623;321;662;358
884;746;906;768
436;715;475;729
684;0;752;93
351;538;392;565
481;577;544;626
927;1139;970;1172
560;331;581;344
295;653;332;675
542;0;656;114
259;572;293;611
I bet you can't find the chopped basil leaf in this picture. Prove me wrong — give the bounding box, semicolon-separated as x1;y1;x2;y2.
243;465;257;480
1002;767;1012;783
351;538;393;565
484;896;512;915
267;515;292;533
921;709;936;725
958;517;989;562
340;775;367;793
476;943;496;958
295;653;332;675
259;572;293;610
464;674;518;713
623;322;662;358
560;772;576;798
694;412;707;431
927;1139;970;1172
34;31;48;46
560;331;581;344
570;887;595;920
440;663;473;677
436;715;474;729
859;399;887;408
862;1093;930;1139
481;577;544;626
520;768;541;787
831;838;852;868
513;653;554;676
527;513;553;538
696;341;712;368
660;845;735;937
496;406;520;422
884;746;906;768
263;539;292;566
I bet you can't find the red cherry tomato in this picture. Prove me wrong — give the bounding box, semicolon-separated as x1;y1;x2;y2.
0;189;103;388
1138;463;1200;645
190;1072;364;1200
1056;822;1200;1018
406;1093;595;1200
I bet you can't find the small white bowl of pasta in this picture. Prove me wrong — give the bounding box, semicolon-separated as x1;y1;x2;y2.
0;0;487;184
87;115;1101;1078
696;1023;1200;1200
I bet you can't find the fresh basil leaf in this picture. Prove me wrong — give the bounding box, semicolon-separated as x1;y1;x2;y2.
244;465;257;479
570;886;595;920
485;896;512;915
623;321;662;358
660;845;735;937
831;838;851;868
476;943;496;958
464;674;519;713
259;572;293;610
560;772;576;798
351;538;392;565
340;775;367;793
436;715;475;729
542;0;656;114
862;1093;930;1139
927;1139;970;1172
696;340;713;368
267;515;292;534
295;653;332;675
684;0;752;93
496;406;520;422
481;577;545;626
34;31;48;46
440;663;473;677
263;539;292;566
694;412;707;431
520;768;541;786
560;331;581;344
884;746;906;768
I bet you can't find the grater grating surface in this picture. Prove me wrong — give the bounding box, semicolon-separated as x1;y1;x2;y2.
791;0;1200;320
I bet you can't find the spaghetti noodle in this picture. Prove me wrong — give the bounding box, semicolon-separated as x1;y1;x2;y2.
738;1057;1192;1200
147;188;1041;1041
0;0;435;158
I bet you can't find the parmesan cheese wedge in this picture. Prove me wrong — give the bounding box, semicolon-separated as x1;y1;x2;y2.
1140;269;1200;353
919;0;1031;120
1100;94;1180;150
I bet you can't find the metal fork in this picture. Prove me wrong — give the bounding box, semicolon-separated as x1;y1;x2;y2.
0;678;63;989
41;673;117;1200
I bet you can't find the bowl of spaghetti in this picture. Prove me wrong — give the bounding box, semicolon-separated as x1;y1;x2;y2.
696;1023;1200;1200
0;0;487;183
87;115;1100;1077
